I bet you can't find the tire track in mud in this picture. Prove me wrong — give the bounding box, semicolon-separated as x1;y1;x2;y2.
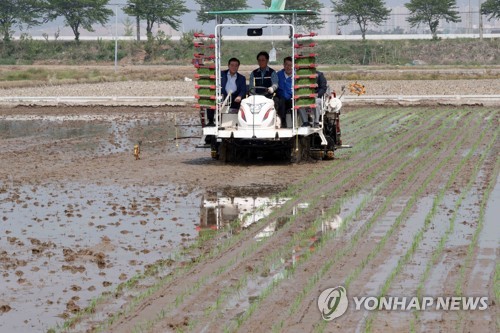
235;109;476;333
152;107;458;330
86;108;446;330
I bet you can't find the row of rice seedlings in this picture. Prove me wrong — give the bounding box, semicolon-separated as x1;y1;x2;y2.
381;111;492;293
263;109;462;332
310;109;471;333
342;109;468;285
273;108;460;330
249;121;439;327
280;108;427;220
363;111;494;332
198;119;420;325
408;111;497;332
343;107;405;133
452;145;500;332
206;201;348;319
142;108;430;332
278;109;454;316
231;109;460;332
282;107;412;198
170;165;376;328
454;154;500;294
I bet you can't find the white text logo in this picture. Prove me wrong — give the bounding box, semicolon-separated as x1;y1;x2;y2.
353;296;488;311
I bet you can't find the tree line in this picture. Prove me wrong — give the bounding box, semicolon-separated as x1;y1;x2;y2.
1;0;499;42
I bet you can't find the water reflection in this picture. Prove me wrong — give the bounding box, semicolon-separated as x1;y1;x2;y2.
321;214;343;233
198;194;344;244
197;194;290;239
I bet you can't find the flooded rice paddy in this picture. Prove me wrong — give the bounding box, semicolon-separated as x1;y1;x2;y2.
1;180;298;331
0;106;498;333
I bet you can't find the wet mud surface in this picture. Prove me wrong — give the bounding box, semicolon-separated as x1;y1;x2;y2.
0;105;498;332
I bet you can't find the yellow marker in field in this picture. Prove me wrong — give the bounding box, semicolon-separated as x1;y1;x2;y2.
133;144;140;160
348;82;366;96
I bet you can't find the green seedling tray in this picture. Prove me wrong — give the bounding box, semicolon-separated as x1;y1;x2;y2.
197;87;216;95
197;97;216;106
294;97;316;106
197;67;216;75
295;57;316;65
197;78;216;85
294;87;316;95
294;77;316;85
296;68;316;75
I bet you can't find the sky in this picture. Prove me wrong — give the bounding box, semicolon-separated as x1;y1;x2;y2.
20;0;483;38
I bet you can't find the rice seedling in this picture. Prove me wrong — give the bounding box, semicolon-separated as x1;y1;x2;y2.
363;113;494;332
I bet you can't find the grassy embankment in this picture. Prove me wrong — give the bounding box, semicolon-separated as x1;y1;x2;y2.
0;37;498;88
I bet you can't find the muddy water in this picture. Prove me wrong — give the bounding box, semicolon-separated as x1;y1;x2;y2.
0;182;199;331
0;182;291;332
0;115;288;332
0;113;200;156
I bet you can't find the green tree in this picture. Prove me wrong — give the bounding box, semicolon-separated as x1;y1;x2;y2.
331;0;391;40
262;0;325;33
481;0;500;20
405;0;461;39
47;0;113;41
196;0;252;25
124;0;189;41
123;16;134;36
0;0;48;41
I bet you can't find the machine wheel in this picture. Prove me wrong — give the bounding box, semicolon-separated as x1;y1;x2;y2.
324;150;335;160
323;136;336;160
217;139;237;164
210;136;219;160
290;136;310;163
218;139;228;163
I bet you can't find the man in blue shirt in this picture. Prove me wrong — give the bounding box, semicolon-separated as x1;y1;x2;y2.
275;56;293;128
221;57;247;113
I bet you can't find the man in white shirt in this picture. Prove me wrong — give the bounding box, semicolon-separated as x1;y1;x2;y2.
221;57;247;114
